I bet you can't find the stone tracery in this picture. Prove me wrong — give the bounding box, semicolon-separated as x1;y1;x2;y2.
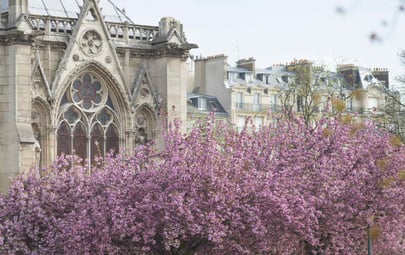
80;30;103;56
57;72;120;165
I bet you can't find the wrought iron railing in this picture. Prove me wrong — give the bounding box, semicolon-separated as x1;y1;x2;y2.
234;103;282;112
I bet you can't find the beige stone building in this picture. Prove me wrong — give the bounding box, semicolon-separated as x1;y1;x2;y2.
194;55;293;131
0;0;197;192
194;55;402;133
186;93;229;132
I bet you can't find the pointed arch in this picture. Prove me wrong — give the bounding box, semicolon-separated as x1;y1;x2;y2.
73;122;87;160
57;121;72;156
132;64;157;104
135;105;157;145
106;124;119;155
90;123;104;163
55;61;132;121
54;63;130;167
31;50;52;99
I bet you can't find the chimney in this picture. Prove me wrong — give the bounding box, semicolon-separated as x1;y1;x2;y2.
286;59;313;72
236;57;256;72
372;68;389;88
337;64;360;88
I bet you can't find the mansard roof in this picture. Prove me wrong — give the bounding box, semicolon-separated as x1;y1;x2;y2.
24;0;134;23
187;93;228;115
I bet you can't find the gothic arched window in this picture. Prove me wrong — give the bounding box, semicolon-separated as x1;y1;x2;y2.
57;122;72;156
106;124;119;155
73;122;87;160
90;123;104;161
57;72;120;165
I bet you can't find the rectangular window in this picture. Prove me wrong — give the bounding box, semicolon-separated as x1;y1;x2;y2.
237;116;246;132
227;71;234;81
346;97;353;111
236;92;243;109
239;73;245;80
246;74;253;83
271;94;278;111
198;97;208;110
254;116;263;130
253;93;261;111
297;95;303;112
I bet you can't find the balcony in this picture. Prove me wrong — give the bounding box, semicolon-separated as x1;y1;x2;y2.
234;103;282;113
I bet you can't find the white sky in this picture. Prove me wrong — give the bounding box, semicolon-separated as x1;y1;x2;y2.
114;0;405;86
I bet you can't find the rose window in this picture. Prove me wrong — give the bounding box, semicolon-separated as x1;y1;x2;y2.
71;74;106;111
80;30;102;56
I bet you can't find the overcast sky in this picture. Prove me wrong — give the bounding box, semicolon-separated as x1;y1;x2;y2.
114;0;405;85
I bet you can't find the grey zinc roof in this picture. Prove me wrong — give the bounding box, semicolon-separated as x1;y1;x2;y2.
187;93;228;114
22;0;134;23
0;0;7;13
226;66;253;73
358;67;383;88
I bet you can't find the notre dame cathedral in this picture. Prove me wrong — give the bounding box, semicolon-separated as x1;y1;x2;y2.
0;0;197;192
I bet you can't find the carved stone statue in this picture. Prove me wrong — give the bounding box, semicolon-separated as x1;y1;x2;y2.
32;131;41;169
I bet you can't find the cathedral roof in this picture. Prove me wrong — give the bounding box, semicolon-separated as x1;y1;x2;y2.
0;0;135;24
0;0;7;13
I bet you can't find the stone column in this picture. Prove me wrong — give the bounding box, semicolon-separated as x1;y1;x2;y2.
0;38;34;193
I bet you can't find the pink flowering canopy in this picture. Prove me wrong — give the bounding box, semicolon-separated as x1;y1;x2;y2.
0;116;404;254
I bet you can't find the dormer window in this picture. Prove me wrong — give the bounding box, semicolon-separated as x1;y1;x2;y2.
227;71;236;81
265;75;270;84
282;75;289;83
239;73;245;80
245;73;253;83
198;97;208;110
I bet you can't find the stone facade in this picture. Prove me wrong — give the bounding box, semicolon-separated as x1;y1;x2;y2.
0;0;197;193
194;55;402;132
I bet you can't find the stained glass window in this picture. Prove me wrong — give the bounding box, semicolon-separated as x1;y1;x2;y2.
64;107;79;124
57;122;71;155
91;124;104;163
106;125;119;155
57;72;120;166
73;123;87;160
96;108;112;126
71;73;106;112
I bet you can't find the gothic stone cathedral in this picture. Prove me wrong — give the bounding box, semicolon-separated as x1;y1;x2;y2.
0;0;197;192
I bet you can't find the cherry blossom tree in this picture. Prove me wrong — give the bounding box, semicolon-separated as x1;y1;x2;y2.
0;116;404;254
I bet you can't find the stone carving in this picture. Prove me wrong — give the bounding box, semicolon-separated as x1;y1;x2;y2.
71;73;106;112
80;30;102;56
136;128;147;145
31;108;41;122
140;87;150;99
32;126;41;169
73;54;80;61
136;113;145;125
